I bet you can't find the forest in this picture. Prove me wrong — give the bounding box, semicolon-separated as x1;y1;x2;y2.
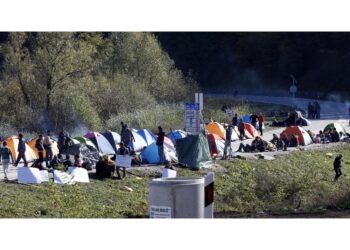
0;32;197;133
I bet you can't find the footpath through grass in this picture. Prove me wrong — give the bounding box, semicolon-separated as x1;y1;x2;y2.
1;143;350;218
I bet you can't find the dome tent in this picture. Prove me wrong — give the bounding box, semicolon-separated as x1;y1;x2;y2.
84;132;115;155
280;126;313;146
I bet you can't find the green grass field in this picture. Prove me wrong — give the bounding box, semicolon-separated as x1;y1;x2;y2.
1;143;350;218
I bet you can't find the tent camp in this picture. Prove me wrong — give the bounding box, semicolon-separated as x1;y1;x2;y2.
167;130;187;145
244;123;259;138
207;133;225;157
323;122;347;135
74;136;97;149
280;126;313;146
84;132;115;155
101;131;121;153
206;122;226;139
176;132;211;170
137;129;156;146
5;136;37;162
129;129;148;151
28;138;59;159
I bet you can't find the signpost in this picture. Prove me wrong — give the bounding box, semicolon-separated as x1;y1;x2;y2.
185;102;200;134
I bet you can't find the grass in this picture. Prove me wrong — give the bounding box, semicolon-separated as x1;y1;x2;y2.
1;143;350;218
105;96;293;133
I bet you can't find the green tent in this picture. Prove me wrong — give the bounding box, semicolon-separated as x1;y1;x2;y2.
323;122;346;135
74;136;97;149
176;131;211;170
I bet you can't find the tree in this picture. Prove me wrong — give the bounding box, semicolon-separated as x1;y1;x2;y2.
32;32;96;115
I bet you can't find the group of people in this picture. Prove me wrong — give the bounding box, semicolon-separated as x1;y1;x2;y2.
307;101;321;119
307;129;350;144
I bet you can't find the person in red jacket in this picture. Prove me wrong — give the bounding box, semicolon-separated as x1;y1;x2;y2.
258;112;264;136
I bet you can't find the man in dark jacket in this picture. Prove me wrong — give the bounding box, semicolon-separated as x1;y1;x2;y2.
334;154;343;181
156;126;166;164
35;134;45;167
120;122;135;147
57;131;66;154
14;133;28;167
237;119;245;140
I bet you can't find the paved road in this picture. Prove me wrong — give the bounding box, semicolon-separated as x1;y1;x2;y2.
2;95;349;181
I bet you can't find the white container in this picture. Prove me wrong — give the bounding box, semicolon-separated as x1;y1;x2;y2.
149;177;205;218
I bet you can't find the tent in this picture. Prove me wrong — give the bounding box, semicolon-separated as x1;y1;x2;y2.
167;130;187;145
74;136;97;149
176;132;211;170
206;122;225;139
296;117;311;126
62;143;100;163
244;123;259;138
28;138;59;159
101;131;121;153
84;132;115;155
280;126;313;146
129;129;148;152
207;133;225;157
4;136;37;162
323;122;347;135
240;114;252;124
137;129;156;146
141;142;178;164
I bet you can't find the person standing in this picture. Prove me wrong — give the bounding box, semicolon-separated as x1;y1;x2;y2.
258;112;264;136
44;130;53;169
35;134;45;168
237;119;245;140
334;154;343;181
57;131;66;154
250;113;258;129
156;126;166;165
232;113;238;127
115;142;129;179
222;124;233;160
0;141;13;181
14;133;28;167
120;122;135;147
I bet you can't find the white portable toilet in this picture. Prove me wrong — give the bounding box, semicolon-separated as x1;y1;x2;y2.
149;177;206;218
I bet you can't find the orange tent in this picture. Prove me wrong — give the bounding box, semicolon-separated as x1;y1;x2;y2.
244;123;259;138
280;126;313;146
28;138;59;158
206;122;226;139
4;136;37;162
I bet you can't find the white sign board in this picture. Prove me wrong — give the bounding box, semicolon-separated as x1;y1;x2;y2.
71;168;90;183
150;206;172;218
226;109;234;117
185;103;200;134
54;170;74;185
17;167;43;184
116;155;132;168
162;168;177;178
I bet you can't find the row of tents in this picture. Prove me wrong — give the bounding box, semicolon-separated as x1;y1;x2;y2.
2;121;347;170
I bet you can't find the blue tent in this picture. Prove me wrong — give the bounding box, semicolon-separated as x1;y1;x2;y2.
167;130;187;145
240;114;252;124
141;143;160;164
137;129;156;146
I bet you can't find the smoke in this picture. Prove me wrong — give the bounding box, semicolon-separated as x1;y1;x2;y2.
69;121;89;137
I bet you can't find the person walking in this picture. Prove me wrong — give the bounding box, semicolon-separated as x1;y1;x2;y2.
222;124;233;160
156;126;166;165
14;133;28;167
237;119;245;140
258;112;264;136
334;154;343;181
35;134;45;168
44;130;53;169
0;141;13;181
